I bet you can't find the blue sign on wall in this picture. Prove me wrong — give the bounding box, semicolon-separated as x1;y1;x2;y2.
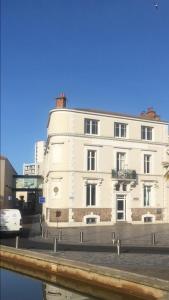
39;197;45;204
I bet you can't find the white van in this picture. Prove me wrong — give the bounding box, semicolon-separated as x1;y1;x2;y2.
0;209;22;234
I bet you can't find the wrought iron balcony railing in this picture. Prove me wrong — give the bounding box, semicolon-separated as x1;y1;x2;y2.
112;169;137;180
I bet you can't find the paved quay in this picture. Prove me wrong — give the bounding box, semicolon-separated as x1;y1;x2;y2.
1;216;169;281
1;245;169;300
28;220;169;281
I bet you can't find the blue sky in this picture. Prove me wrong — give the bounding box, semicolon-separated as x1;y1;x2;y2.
1;0;169;173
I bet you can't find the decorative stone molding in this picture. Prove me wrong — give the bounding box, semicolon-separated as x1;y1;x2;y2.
98;179;104;186
83;213;100;224
129;181;136;190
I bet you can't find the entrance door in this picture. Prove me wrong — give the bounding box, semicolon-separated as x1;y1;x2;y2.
116;195;126;221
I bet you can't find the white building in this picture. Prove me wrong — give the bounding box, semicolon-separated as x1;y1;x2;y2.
43;95;169;227
35;140;46;164
23;141;46;176
23;163;36;175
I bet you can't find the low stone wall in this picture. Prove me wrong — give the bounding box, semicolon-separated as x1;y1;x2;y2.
0;246;169;300
49;208;112;223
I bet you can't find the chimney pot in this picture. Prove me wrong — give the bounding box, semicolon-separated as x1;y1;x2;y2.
55;93;67;108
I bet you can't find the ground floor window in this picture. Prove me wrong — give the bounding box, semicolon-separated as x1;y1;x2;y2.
144;216;152;223
86;217;97;224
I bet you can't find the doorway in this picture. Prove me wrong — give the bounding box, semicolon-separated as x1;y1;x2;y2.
116;194;126;221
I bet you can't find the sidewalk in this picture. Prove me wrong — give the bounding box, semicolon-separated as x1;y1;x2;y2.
40;223;169;246
22;217;169;280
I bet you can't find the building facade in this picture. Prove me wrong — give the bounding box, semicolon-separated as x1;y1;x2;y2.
43;95;169;227
0;156;17;208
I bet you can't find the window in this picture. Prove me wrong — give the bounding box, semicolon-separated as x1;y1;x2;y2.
141;126;152;140
116;152;126;172
86;184;96;206
144;155;151;174
116;194;126;221
114;123;127;138
144;216;152;223
84;119;98;135
143;185;151;207
87;150;96;171
86;217;96;224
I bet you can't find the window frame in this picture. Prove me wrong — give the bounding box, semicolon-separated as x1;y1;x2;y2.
143;185;151;207
144;154;151;174
141;126;153;141
87;150;96;171
114;122;127;138
116;152;126;172
86;184;96;206
84;119;98;135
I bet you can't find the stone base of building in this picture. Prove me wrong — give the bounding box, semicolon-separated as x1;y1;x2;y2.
45;207;165;227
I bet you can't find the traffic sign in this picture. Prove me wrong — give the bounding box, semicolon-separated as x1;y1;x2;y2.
39;196;45;204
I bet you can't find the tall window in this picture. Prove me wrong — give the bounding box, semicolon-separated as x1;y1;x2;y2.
144;155;151;174
86;184;96;206
87;150;96;171
141;126;153;140
143;185;151;207
116;152;126;171
114;123;127;138
84;119;98;135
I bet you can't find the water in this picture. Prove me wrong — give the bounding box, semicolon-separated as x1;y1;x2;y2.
0;269;95;300
0;268;143;300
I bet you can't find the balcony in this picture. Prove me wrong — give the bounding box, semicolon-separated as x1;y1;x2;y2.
112;169;137;180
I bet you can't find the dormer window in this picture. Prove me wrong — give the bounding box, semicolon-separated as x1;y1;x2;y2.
141;126;153;140
114;122;127;138
84;119;98;135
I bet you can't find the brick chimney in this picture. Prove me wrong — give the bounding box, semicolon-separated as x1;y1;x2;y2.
140;107;160;120
55;93;67;108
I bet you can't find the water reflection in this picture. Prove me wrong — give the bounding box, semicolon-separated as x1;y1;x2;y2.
43;283;95;299
1;268;141;300
1;268;43;300
0;269;94;300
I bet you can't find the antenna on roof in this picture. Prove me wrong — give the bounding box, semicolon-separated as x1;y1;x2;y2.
153;0;159;9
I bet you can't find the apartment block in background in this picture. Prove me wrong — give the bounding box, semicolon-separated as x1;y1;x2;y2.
23;141;46;176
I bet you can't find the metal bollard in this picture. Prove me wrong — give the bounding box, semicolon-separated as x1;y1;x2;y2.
117;239;121;256
41;226;44;238
112;232;116;245
44;229;48;239
152;233;156;245
54;237;58;252
80;231;84;243
58;230;62;241
15;236;19;249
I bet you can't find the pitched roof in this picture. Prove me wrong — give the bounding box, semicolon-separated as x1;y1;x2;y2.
73;108;166;122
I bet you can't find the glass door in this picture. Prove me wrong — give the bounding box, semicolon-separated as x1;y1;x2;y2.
116;194;126;221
